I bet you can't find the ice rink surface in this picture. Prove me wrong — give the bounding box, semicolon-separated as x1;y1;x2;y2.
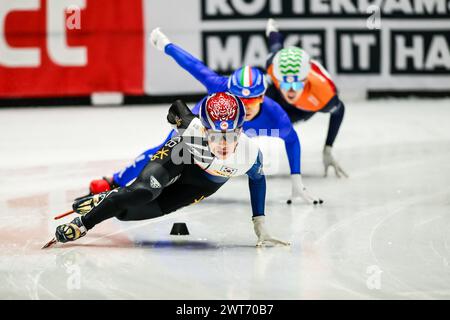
0;99;449;299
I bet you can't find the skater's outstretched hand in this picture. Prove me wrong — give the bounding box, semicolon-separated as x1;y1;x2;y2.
252;216;290;247
150;27;171;51
288;174;323;205
323;146;348;178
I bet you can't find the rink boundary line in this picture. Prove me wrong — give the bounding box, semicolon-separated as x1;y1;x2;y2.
313;189;450;299
368;189;450;300
314;189;450;247
348;150;450;180
28;272;61;300
412;215;449;267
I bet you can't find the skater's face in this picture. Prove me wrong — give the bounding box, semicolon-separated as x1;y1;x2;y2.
206;128;242;159
240;95;264;120
280;80;305;104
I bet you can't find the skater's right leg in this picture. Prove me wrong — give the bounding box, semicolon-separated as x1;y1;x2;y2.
56;177;222;244
55;164;170;244
80;161;177;231
56;173;224;244
55;136;186;244
55;197;165;244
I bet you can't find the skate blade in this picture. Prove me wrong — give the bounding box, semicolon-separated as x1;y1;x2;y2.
54;209;75;220
42;237;57;249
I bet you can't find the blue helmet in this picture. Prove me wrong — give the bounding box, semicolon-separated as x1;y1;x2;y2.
200;92;246;131
227;66;267;98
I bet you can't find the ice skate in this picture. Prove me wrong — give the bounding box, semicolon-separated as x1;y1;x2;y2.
55;217;87;244
73;190;116;215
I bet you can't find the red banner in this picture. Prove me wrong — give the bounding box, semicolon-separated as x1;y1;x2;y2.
0;0;144;98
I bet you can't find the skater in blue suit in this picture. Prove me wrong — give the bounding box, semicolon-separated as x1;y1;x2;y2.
89;28;322;205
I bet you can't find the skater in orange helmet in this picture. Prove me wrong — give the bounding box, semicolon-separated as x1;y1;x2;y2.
266;19;348;178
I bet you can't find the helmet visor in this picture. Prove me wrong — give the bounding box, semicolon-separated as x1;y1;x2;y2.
206;128;242;144
239;94;264;106
280;81;304;91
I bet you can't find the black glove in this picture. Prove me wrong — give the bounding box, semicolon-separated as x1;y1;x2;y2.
167;100;196;130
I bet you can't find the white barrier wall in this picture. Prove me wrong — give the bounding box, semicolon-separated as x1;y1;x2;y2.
1;0;449;100
144;0;450;99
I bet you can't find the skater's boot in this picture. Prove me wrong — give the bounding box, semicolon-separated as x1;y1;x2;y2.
55;217;87;243
73;191;113;215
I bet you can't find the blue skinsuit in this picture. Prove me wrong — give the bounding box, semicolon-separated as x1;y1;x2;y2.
113;44;302;195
